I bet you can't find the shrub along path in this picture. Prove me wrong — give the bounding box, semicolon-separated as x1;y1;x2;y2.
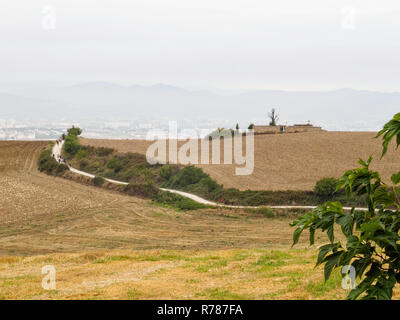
53;140;369;211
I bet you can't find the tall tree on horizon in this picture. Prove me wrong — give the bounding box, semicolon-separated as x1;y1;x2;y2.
268;108;279;126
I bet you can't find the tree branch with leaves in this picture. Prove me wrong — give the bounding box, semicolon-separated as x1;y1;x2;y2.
291;112;400;300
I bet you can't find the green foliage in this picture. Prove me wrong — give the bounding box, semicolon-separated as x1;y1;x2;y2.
67;126;82;137
107;157;122;172
76;148;88;161
291;112;400;300
95;147;114;157
162;165;364;207
38;145;67;176
164;166;208;189
153;191;208;211
159;165;174;180
123;182;159;198
248;123;254;130
55;163;68;175
64;134;80;156
197;177;220;193
64;126;83;156
93;176;105;186
376;112;400;157
247;206;274;218
63;129;365;208
69;146;162;184
314;177;338;197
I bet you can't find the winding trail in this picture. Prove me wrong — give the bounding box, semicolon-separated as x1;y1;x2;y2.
53;140;369;212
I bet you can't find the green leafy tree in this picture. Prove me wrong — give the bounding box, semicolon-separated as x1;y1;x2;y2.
64;135;80;155
291;112;400;300
67;126;82;137
64;126;83;156
248;123;254;130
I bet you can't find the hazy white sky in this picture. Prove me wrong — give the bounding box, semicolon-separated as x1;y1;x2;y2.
1;0;400;91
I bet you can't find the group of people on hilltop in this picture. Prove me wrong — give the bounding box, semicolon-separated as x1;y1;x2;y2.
52;136;67;164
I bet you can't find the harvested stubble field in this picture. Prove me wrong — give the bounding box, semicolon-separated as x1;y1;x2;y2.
0;139;398;299
80;131;399;191
1;141;298;254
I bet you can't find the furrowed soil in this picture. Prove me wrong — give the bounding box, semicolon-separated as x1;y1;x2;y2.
80;131;400;191
0;139;398;299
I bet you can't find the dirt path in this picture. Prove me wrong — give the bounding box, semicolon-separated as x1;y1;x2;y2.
53;140;369;212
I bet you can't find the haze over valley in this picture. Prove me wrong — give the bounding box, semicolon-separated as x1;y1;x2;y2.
1;82;399;140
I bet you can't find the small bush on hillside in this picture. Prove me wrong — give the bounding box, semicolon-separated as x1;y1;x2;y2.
67;143;161;184
107;157;122;172
96;147;114;157
38;155;58;174
55;163;68;176
254;207;274;218
79;159;89;170
159;165;173;180
153;191;207;211
93;176;105;186
38;147;67;176
198;177;220;193
181;176;223;200
314;177;338;197
138;168;153;179
165;166;208;189
123;181;158;198
76;148;88;161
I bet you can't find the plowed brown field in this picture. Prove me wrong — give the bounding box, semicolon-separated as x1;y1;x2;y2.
0;140;300;256
80;131;400;191
1;138;399;299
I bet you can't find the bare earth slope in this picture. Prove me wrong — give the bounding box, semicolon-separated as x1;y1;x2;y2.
2;140;400;299
0;140;296;256
0;141;122;225
80;131;399;191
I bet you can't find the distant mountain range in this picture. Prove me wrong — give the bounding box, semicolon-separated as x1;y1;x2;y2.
0;82;399;131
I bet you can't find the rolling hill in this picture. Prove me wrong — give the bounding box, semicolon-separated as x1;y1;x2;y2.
80;131;400;191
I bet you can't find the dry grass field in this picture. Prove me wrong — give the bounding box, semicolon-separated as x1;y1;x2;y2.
0;248;348;300
0;138;399;299
80;131;399;191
